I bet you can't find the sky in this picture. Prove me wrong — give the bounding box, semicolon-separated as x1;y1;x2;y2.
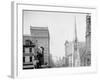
23;10;87;59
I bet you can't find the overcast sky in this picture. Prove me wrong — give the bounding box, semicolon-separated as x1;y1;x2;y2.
23;10;87;59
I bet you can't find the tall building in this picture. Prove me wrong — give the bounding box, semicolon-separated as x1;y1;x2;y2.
84;14;91;66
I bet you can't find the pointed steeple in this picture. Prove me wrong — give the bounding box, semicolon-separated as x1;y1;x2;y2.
74;16;78;43
73;16;80;67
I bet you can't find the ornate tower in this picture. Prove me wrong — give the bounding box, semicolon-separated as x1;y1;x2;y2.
73;17;80;67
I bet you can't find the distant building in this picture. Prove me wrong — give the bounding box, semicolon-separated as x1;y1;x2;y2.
65;41;73;67
54;57;66;67
65;40;85;67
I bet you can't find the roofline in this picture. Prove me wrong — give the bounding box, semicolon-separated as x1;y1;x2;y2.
30;26;48;30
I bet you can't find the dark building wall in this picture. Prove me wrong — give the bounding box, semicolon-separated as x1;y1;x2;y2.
86;14;91;50
84;14;91;66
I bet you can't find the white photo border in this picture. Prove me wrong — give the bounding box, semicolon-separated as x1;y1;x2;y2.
11;2;97;78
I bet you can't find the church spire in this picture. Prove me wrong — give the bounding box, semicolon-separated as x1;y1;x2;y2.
73;16;80;67
74;16;78;43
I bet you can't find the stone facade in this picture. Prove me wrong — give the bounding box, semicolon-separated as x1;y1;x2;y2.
84;14;91;66
65;41;85;67
23;26;50;69
80;14;91;66
30;27;50;65
65;41;73;67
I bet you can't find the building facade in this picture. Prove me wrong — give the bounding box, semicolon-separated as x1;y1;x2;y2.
79;14;91;66
65;40;86;67
30;27;50;65
65;41;73;67
84;14;91;66
23;26;50;69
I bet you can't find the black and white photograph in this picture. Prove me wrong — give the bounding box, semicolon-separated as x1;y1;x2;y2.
23;10;91;69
